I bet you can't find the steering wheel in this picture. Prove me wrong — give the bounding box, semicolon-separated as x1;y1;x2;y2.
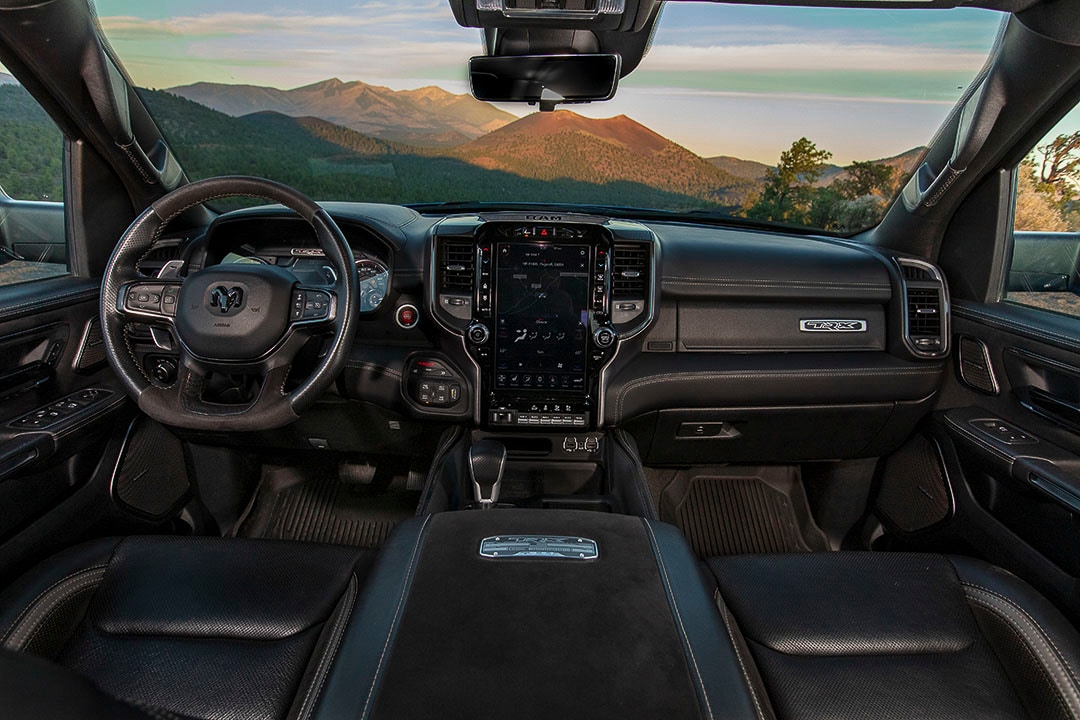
101;176;359;431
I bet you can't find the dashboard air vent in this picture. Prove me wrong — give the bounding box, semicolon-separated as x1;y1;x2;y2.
438;239;476;294
897;258;949;358
902;264;934;282
907;288;942;337
612;243;650;298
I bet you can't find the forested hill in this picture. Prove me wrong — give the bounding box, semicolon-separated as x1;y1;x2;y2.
0;85;64;200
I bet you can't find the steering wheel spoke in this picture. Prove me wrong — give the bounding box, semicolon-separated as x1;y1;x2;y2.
118;280;183;325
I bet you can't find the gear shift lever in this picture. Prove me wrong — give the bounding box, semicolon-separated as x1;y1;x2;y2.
469;439;507;509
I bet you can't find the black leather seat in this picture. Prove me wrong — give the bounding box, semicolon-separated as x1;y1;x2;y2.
708;552;1080;720
0;535;375;720
4;520;1080;720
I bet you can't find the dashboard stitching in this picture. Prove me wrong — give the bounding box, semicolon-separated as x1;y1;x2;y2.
663;277;887;286
615;368;943;420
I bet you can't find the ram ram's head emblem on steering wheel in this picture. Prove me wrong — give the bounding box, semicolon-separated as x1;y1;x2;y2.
209;285;244;314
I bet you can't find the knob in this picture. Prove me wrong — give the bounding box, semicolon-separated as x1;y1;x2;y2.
593;326;616;348
467;322;490;345
151;358;178;385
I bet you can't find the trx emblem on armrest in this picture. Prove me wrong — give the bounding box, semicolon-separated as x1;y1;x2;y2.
479;535;599;560
799;319;867;332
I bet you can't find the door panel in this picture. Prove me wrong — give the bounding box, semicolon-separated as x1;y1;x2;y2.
0;277;127;540
899;299;1080;622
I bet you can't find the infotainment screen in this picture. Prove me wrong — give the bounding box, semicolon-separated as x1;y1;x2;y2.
495;243;590;392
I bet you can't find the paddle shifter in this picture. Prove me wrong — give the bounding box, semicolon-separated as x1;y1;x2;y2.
469;439;507;509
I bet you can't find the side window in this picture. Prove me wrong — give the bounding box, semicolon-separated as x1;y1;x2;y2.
1008;106;1080;318
0;71;68;288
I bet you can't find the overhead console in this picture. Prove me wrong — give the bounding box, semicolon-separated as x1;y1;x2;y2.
427;215;657;431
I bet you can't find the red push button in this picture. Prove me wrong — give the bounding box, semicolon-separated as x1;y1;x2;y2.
396;304;419;329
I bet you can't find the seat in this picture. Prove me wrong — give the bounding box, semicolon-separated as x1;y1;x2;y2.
708;552;1080;720
0;535;376;720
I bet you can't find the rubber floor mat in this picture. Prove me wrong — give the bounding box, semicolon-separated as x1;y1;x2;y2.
239;469;419;549
651;466;828;557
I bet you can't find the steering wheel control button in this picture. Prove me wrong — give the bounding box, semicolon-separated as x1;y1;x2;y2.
396;304;419;329
161;286;180;316
125;283;169;314
467;322;490;345
301;290;331;320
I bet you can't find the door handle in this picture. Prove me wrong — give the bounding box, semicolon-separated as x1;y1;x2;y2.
0;361;52;400
1027;387;1080;431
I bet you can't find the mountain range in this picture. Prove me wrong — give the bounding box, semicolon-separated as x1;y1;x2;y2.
0;75;923;221
709;149;925;188
168;78;516;147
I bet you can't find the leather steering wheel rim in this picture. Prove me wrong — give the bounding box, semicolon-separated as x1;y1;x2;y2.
101;176;359;431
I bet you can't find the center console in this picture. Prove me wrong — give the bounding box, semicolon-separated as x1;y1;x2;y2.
428;214;656;431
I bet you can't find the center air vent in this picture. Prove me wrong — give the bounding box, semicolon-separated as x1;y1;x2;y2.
438;239;476;294
610;241;651;326
897;258;949;358
612;243;649;298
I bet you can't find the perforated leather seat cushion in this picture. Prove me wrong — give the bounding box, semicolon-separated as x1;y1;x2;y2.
0;536;376;720
708;552;1080;720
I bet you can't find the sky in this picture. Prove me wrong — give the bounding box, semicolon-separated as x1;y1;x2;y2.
90;0;1010;164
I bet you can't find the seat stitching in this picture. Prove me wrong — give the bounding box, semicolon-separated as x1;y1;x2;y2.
293;574;359;720
714;590;768;720
1;565;107;649
360;514;432;720
642;519;715;720
965;595;1074;719
963;582;1080;689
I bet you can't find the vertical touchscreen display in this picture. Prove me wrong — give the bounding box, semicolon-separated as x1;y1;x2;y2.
495;243;589;392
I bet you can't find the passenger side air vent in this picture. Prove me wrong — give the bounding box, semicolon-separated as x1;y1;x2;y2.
901;264;934;282
438;239;476;293
610;242;651;326
897;258;949;358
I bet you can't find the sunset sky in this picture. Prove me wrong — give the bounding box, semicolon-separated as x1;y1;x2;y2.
91;0;1015;164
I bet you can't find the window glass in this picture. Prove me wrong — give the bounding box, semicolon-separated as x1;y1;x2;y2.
0;71;68;287
1009;104;1080;318
91;1;1002;235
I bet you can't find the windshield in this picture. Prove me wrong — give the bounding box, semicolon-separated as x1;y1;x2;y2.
90;1;1004;233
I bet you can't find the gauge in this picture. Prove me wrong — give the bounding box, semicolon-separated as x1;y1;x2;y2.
356;258;389;312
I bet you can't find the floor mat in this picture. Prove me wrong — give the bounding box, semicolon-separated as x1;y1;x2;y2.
238;465;420;549
649;466;828;557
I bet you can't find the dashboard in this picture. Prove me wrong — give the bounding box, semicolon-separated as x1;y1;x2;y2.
135;202;950;464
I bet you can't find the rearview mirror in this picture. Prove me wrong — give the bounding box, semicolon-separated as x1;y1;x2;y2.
469;54;621;111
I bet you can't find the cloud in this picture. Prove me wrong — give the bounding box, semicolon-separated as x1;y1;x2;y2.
99;7;448;40
643;41;987;74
